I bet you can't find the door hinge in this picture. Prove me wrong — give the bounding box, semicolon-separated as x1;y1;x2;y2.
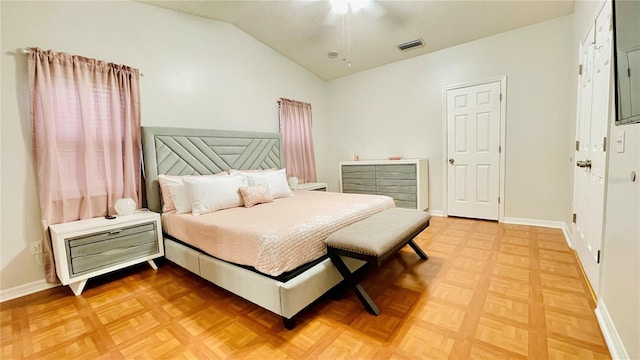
499;145;502;153
498;196;500;204
499;93;502;101
629;67;632;78
572;213;577;223
575;140;580;151
578;64;583;75
603;137;607;151
597;250;601;264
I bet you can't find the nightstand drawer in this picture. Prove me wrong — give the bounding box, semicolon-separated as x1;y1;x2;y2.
67;222;158;276
68;223;155;248
71;241;158;275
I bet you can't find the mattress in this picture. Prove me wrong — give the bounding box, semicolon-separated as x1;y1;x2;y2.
162;190;394;276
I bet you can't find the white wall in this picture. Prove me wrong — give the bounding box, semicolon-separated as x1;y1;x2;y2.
601;121;640;360
322;15;575;222
0;1;326;292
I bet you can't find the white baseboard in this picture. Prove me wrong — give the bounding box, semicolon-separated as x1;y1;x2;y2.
561;224;572;248
427;209;445;217
0;279;59;303
503;217;572;247
502;216;567;229
595;299;630;360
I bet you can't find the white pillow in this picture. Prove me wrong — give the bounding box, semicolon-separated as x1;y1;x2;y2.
183;174;248;215
166;180;193;214
229;168;276;174
158;173;228;213
242;168;293;199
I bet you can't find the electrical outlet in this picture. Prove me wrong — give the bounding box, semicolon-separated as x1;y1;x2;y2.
30;241;43;255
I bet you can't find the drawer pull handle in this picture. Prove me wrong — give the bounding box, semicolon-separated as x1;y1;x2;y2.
109;230;122;235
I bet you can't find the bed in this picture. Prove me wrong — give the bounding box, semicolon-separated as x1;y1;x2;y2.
141;126;394;328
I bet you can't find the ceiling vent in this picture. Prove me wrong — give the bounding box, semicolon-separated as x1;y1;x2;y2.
397;38;424;51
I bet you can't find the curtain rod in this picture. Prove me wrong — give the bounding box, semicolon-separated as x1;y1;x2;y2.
18;48;144;76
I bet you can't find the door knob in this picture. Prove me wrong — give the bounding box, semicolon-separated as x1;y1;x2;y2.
449;158;455;165
576;160;592;169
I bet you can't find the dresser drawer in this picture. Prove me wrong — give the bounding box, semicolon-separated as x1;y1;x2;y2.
394;200;418;209
377;179;417;194
343;186;377;194
343;177;376;186
342;165;375;179
375;164;416;179
343;177;376;193
376;191;417;202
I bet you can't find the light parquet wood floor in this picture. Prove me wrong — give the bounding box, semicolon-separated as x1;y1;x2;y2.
1;217;611;359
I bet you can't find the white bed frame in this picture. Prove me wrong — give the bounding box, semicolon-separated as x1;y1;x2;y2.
142;127;364;329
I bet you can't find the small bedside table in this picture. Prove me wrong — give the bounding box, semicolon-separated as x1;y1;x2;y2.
49;211;163;295
291;182;328;191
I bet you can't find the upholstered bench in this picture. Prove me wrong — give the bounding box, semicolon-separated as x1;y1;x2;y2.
325;208;430;315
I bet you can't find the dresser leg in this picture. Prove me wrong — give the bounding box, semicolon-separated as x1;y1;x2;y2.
147;260;158;270
69;280;87;296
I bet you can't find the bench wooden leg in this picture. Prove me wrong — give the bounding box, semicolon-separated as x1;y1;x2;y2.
408;239;429;260
352;284;380;315
328;252;380;316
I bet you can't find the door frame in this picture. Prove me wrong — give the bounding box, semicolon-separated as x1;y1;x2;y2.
442;76;507;222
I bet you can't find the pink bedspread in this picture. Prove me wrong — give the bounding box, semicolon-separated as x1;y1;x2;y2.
162;190;394;276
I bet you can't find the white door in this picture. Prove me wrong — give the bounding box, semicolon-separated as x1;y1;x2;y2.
446;81;501;220
573;27;594;275
572;2;612;294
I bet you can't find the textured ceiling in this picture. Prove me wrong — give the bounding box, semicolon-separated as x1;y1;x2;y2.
139;0;575;80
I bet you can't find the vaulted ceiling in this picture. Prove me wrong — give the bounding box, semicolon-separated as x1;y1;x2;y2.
139;1;575;80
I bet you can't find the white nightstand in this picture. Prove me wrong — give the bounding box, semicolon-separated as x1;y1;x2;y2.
49;211;163;295
291;182;328;191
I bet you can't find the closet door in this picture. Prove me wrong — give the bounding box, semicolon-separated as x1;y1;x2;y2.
446;81;501;221
572;1;612;295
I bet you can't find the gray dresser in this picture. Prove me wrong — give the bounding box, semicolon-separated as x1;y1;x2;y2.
340;159;429;210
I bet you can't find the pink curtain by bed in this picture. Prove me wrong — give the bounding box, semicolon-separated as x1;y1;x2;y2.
279;98;317;183
28;48;142;283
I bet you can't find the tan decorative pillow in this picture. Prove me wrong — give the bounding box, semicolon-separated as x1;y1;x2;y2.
239;183;274;208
